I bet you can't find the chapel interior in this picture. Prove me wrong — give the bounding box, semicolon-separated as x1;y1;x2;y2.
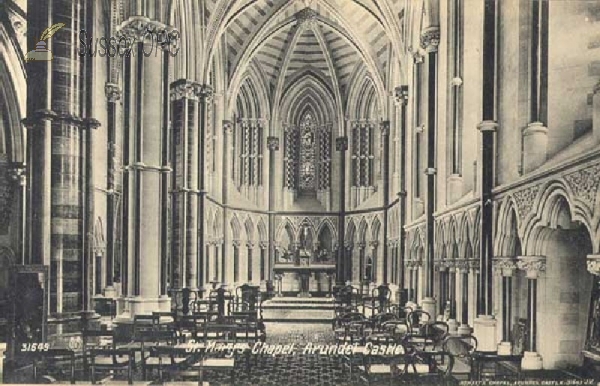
1;0;600;384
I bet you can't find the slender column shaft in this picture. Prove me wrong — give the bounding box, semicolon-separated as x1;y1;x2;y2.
478;0;497;317
197;87;212;291
267;136;279;281
527;278;537;351
461;270;469;324
105;85;121;288
502;276;513;340
449;268;456;318
421;27;439;298
336;136;348;283
381;121;389;283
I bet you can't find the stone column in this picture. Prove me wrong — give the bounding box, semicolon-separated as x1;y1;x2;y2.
267;136;279;281
473;0;499;350
9;164;27;265
103;83;121;298
421;27;439;322
222;121;233;285
336;136;348;283
494;257;517;354
395;86;409;294
522;0;549;173
170;80;200;291
406;262;414;303
593;82;600;144
197;86;213;294
381;121;390;284
517;255;546;370
447;263;458;333
456;260;472;335
24;0;99;314
118;16;175;317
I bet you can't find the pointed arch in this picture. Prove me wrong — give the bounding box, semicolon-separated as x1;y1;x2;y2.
230;215;242;241
357;217;369;244
257;218;267;243
345;218;356;247
371;217;382;242
243;217;254;242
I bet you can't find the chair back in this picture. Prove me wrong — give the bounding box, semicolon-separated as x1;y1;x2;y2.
406;309;431;330
372;312;398;330
442;335;477;359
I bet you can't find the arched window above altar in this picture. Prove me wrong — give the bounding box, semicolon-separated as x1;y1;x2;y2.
283;112;332;198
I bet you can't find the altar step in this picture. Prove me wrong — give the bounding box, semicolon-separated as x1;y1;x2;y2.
262;297;335;323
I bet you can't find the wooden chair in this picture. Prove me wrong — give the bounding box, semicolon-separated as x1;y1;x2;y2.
140;330;183;381
402;350;455;386
355;342;411;385
334;312;367;344
31;349;76;384
364;285;392;317
89;347;135;384
406;309;432;333
442;334;477;380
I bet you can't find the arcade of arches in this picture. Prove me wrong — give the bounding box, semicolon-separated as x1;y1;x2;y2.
1;0;600;377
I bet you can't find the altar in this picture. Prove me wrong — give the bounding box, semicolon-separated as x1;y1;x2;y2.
273;263;336;297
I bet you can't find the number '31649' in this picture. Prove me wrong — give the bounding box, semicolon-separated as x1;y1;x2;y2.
21;343;49;352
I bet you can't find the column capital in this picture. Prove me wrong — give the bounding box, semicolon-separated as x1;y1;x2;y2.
587;255;600;276
223;120;233;134
420;26;440;53
394;85;409;106
424;167;437;175
9;163;26;186
467;258;480;272
516;255;546;279
380;120;390;136
117;16;176;43
477;120;498;132
443;259;456;271
170;79;201;101
198;84;213;101
105;83;122;102
413;50;424;64
335;136;348;151
455;259;470;273
493;256;518;277
267;136;280;151
369;240;379;249
593;81;600;95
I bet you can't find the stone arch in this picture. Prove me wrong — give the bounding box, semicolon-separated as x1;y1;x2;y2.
435;221;447;258
345;218;356;247
275;219;296;250
370;216;382;243
448;217;459;259
357;217;369;245
316;219;337;252
517;183;595;368
522;181;596;254
495;196;522;257
230;215;242;242
459;218;471;258
257;218;267;245
243;216;255;243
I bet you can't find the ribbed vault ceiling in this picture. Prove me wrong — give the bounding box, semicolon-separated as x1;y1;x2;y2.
215;0;405;122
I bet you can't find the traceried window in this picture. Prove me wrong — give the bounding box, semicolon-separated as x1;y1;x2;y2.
233;119;264;188
283;113;331;194
351;122;375;188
